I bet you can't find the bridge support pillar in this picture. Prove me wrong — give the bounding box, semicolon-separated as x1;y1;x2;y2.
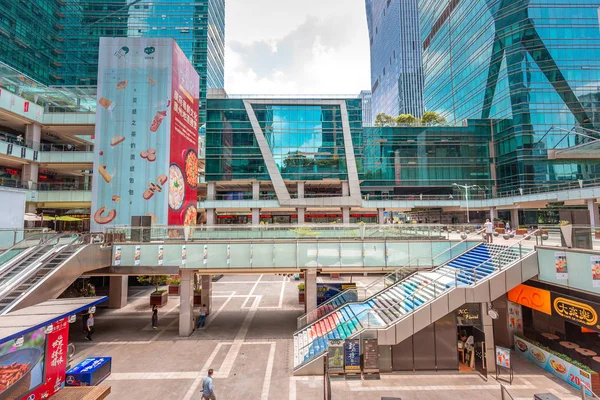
206;209;215;226
304;269;317;314
252;181;260;200
489;207;496;222
252;208;260;225
201;275;212;315
510;209;519;230
588;199;599;227
342;207;350;224
377;208;385;225
481;302;496;373
179;269;194;337
297;208;305;224
107;276;128;309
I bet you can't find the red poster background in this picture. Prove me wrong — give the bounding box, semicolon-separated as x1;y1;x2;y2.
168;42;199;226
20;317;70;400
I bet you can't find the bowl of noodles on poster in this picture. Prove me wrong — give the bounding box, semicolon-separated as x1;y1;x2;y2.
168;164;185;211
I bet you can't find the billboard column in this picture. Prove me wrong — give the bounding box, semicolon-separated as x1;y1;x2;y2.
297;208;305;224
342;207;350;224
179;269;194;336
252;208;260;226
510;209;519;230
377;208;385;225
304;269;317;314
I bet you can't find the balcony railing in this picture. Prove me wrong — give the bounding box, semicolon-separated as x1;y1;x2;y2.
0;179;89;191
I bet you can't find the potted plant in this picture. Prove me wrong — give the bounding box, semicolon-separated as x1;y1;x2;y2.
137;275;170;307
298;283;305;304
516;225;528;235
168;276;181;296
595;229;600;239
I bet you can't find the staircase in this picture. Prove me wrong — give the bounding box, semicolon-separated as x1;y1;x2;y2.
293;241;534;373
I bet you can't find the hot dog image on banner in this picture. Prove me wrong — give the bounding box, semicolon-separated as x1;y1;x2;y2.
91;38;199;231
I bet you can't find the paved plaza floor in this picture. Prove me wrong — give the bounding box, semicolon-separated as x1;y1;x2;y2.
70;274;583;400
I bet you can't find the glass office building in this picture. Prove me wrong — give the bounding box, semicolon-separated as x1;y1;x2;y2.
366;0;424;118
0;0;225;122
359;90;373;126
420;0;600;193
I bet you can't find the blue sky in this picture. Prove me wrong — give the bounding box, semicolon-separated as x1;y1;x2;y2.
224;0;371;95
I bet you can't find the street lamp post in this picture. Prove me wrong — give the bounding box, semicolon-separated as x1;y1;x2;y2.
453;183;480;223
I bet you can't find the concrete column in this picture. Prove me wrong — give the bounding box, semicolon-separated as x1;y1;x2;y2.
510;209;519;229
252;208;260;225
21;163;38;189
206;208;216;226
304;269;317;314
342;181;349;197
342;207;350;224
201;275;212;314
297;181;305;199
588;199;599;227
481;303;496;373
252;181;260;200
207;182;215;200
25;123;41;150
107;276;128;309
179;269;194;337
377;208;385;225
489;207;496;222
297;208;305;224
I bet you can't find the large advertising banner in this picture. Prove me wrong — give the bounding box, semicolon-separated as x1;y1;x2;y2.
92;37;199;231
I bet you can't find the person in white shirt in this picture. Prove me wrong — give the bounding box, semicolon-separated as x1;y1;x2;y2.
484;219;494;243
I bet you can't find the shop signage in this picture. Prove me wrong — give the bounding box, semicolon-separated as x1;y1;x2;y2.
507;284;552;315
344;339;360;372
551;293;600;332
456;304;481;326
514;335;594;395
363;339;379;372
327;340;344;373
66;357;112;386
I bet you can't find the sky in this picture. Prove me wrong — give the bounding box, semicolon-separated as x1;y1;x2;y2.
224;0;371;96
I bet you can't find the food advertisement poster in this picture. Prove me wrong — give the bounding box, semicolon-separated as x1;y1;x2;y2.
181;245;186;265
203;245;208;265
514;335;593;395
168;42;199;227
495;346;511;369
226;245;231;266
134;245;141;266
0;317;70;400
114;245;122;266
158;245;164;266
327;340;344;372
344;339;360;372
508;301;523;336
92;37;198;231
591;256;600;288
554;251;568;280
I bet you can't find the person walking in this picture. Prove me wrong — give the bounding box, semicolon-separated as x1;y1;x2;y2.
198;304;207;329
85;313;94;341
201;369;216;400
484;218;494;243
151;304;158;329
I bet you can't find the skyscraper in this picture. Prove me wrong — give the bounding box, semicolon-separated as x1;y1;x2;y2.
0;0;226;121
420;0;600;193
359;90;373;126
365;0;424;119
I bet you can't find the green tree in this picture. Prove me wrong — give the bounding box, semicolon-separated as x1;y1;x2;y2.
421;111;446;125
395;114;418;124
374;113;394;127
137;275;170;293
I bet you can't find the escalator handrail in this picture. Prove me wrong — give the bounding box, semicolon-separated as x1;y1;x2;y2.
0;234;84;307
0;231;57;261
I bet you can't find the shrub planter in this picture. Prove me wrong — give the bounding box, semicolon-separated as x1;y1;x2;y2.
493;232;499;237
150;290;168;307
193;290;202;306
503;234;511;240
298;291;305;304
495;228;505;234
516;229;528;235
168;285;180;296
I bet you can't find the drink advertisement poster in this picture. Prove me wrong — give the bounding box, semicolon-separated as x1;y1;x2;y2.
344;339;361;372
114;245;121;266
508;301;523;336
554;251;568;280
181;245;186;265
495;346;511;369
134;245;141;266
92;37;199;231
158;245;164;265
592;256;600;288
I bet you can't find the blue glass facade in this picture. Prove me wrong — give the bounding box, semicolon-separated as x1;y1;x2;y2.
366;0;424;118
420;0;600;193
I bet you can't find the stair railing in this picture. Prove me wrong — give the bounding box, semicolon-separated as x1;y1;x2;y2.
500;384;515;400
296;228;485;329
581;384;600;399
0;232;60;276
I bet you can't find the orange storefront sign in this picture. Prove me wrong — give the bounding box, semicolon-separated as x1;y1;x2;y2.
508;284;552;315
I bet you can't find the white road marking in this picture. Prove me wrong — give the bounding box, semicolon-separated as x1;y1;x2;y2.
203;291;235;329
182;342;230;400
289;376;323;400
261;343;276;400
218;295;261;378
241;274;263;308
108;372;200;380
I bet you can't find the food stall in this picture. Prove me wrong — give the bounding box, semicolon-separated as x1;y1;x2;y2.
0;297;107;400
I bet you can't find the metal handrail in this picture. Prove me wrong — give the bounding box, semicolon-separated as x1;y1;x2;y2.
581;385;600;399
294;236;535;370
500;384;515;400
0;232;55;258
296;228;484;328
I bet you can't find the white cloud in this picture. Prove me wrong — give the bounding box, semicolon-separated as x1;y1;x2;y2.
224;0;371;95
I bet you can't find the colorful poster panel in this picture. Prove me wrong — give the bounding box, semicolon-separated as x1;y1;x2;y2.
555;251;568;280
592;255;600;288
